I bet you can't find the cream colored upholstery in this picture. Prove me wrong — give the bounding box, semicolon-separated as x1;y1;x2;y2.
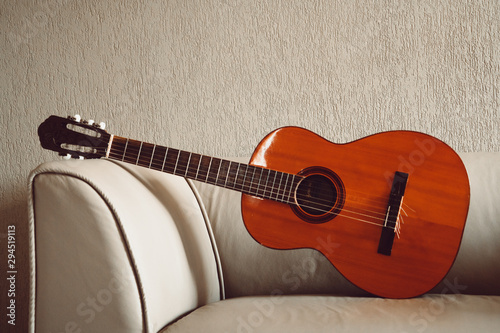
29;153;500;332
29;159;222;332
164;294;500;333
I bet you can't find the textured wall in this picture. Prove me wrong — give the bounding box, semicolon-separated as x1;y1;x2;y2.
1;0;499;329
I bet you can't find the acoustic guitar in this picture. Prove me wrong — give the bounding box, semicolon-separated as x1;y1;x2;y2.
37;115;470;299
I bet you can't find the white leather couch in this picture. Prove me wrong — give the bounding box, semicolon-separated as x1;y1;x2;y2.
28;153;500;332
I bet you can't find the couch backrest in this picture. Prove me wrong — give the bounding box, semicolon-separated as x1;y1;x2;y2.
432;152;500;295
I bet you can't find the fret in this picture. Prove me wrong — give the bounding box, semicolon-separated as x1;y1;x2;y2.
241;165;252;194
122;139;142;165
281;173;288;202
268;171;275;198
194;154;203;180
174;151;190;176
270;170;278;200
268;170;274;199
216;160;231;187
184;152;192;177
197;155;212;182
137;142;155;168
206;157;214;183
261;169;269;198
245;166;254;195
228;162;240;190
234;163;246;192
281;173;289;202
207;158;221;185
253;167;264;198
263;169;273;199
112;137;126;161
107;136;123;160
287;175;300;204
274;171;283;202
269;170;281;201
160;146;168;172
260;168;268;198
122;138;129;162
186;153;201;180
135;142;143;165
151;146;167;172
164;148;179;174
247;166;258;196
215;160;222;185
284;174;291;203
148;144;156;168
172;150;181;174
281;173;290;203
224;161;231;188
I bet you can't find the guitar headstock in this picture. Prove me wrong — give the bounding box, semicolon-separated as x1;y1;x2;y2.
38;115;111;160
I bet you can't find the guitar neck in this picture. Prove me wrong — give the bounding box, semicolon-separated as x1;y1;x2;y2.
107;135;300;204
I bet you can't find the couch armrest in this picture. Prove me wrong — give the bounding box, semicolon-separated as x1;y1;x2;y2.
28;159;223;333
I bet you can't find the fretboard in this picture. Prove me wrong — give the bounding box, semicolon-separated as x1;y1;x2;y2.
106;136;301;204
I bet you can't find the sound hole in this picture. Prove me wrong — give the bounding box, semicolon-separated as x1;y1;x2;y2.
296;175;336;215
292;167;345;224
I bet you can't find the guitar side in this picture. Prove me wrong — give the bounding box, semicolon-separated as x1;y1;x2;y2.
241;127;470;298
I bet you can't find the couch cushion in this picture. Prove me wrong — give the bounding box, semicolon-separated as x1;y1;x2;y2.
162;294;500;333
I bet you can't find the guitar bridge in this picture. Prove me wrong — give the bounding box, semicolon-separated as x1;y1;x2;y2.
377;171;409;256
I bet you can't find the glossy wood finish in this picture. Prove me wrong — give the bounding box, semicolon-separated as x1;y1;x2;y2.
38;116;470;299
242;127;470;299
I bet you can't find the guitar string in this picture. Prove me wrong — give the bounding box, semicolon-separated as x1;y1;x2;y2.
107;147;392;228
103;141;392;208
78;135;391;215
94;137;403;227
103;143;397;219
104;146;390;215
103;156;387;221
101;148;399;229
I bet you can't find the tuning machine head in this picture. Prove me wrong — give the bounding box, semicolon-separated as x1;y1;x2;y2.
68;114;81;122
39;115;110;160
59;152;84;160
68;115;105;130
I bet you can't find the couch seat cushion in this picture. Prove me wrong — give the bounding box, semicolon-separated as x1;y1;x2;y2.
163;294;500;333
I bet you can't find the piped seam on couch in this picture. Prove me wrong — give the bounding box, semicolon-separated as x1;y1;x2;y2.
28;166;150;333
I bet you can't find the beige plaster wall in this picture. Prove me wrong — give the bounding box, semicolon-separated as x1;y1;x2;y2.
1;1;499;329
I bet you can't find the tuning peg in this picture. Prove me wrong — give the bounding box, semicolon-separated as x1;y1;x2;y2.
92;121;106;129
62;154;71;160
73;114;81;122
87;119;95;126
78;156;84;160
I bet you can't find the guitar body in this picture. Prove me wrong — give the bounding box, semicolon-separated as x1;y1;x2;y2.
242;127;470;298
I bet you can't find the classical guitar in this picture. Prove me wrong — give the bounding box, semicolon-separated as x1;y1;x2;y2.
37;115;470;299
